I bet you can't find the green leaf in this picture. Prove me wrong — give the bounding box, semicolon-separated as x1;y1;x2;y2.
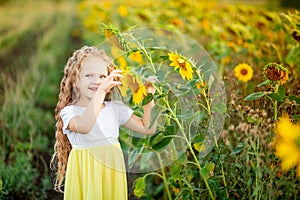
287;95;300;104
149;105;162;129
257;80;269;87
149;132;165;146
269;92;283;102
171;163;181;180
192;134;205;143
200;163;215;179
156;70;167;81
213;102;227;114
134;177;145;198
230;143;244;156
278;85;285;98
244;92;266;100
269;85;285;103
149;126;175;151
147;46;168;51
142;93;154;106
151;138;173;151
159;55;169;60
200;167;209;179
156;93;168;99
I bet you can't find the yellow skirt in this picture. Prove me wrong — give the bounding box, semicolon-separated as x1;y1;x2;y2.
64;141;127;200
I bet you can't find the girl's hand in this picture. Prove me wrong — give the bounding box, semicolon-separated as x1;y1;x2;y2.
145;83;155;94
97;70;123;94
145;75;158;94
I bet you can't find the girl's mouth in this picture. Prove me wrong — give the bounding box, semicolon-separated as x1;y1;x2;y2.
89;87;98;92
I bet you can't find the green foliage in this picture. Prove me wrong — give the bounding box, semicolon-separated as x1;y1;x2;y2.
245;92;266;101
133;177;146;198
149;126;175;151
200;163;215;179
0;153;39;199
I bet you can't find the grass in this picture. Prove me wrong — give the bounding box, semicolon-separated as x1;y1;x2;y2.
0;1;82;199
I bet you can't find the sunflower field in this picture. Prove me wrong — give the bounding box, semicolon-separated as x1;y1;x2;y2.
1;0;300;199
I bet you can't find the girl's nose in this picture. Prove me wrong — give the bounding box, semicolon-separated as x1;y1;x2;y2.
91;76;101;84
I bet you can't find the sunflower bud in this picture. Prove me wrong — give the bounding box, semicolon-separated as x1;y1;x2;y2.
263;63;288;85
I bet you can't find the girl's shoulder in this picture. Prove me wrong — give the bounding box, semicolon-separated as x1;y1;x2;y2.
60;105;85;115
106;100;127;108
62;104;84;110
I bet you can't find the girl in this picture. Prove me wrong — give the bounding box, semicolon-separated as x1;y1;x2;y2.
50;46;156;200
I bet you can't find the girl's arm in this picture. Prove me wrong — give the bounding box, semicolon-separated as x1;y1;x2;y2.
123;84;157;135
67;70;123;134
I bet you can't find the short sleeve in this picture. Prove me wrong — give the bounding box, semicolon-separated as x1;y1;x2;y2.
112;101;134;126
60;106;76;134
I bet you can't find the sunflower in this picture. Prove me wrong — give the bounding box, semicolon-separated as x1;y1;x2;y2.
118;71;147;104
129;51;144;64
263;63;288;85
233;63;253;82
168;52;193;80
104;27;115;39
104;26;123;50
133;85;147;105
117;56;127;69
274;113;300;178
103;24;131;52
117;5;128;17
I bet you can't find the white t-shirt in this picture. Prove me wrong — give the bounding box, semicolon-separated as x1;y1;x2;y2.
60;101;133;146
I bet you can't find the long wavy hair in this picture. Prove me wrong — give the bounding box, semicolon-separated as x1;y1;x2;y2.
50;46;116;192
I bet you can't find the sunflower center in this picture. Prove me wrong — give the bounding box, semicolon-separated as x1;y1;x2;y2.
264;65;287;82
179;62;187;70
240;68;248;75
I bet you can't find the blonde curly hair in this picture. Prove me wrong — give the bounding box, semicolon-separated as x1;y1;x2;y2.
50;46;116;192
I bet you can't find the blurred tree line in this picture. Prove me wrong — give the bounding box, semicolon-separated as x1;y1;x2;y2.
281;0;300;9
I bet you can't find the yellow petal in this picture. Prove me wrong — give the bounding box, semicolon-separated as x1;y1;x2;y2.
279;146;300;171
133;86;147;104
275;142;295;158
117;56;127;70
129;51;144;64
276;114;297;141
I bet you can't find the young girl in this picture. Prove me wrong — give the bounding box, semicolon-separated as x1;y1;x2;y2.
50;46;156;200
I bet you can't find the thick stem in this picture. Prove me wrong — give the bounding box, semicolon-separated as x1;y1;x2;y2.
274;101;278;120
274;84;279;120
157;153;173;200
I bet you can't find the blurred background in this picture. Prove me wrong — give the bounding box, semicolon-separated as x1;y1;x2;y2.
0;0;299;199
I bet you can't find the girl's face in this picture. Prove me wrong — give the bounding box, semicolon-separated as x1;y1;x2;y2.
76;55;108;105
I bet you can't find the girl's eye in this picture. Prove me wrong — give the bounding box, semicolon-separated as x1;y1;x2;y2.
85;74;92;78
100;75;107;79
